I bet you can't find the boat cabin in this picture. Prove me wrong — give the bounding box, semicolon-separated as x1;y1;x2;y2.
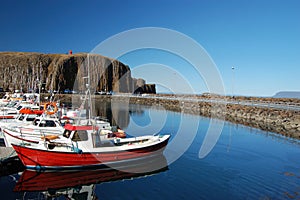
16;109;44;122
32;117;62;128
62;124;115;148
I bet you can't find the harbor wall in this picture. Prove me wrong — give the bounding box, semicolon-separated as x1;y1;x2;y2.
35;93;300;139
92;95;300;139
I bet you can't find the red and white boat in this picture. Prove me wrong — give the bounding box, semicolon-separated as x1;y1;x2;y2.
12;123;170;170
0;101;40;119
0;108;44;145
0;107;43;130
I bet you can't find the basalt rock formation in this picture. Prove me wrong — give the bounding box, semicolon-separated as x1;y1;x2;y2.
0;52;156;94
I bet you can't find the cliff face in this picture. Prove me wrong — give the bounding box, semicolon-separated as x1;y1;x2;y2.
0;52;155;94
132;78;156;94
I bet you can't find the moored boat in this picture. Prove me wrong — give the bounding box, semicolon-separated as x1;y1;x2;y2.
0;101;40;119
12;123;170;170
3;116;64;147
0;108;44;146
3;114;126;147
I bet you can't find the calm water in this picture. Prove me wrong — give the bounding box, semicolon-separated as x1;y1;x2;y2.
1;103;300;199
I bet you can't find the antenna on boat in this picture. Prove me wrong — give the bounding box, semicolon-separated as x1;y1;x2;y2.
82;53;93;125
88;53;92;124
79;54;94;126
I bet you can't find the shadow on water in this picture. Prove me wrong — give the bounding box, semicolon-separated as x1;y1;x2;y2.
0;157;25;177
14;154;168;199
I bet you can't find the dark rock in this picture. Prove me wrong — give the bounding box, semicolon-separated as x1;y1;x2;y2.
0;52;156;94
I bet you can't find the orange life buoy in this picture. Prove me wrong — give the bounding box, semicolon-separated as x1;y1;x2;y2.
44;102;58;115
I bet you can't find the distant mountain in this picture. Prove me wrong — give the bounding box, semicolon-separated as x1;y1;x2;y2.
273;91;300;99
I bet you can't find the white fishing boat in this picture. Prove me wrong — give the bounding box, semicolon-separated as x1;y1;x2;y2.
0;101;40;119
0;108;43;140
1;102;61;147
0;92;39;105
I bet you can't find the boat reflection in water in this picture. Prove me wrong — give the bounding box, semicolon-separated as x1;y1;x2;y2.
14;154;168;199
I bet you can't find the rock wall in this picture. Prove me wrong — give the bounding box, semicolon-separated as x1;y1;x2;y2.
107;95;300;139
36;93;300;139
0;52;155;94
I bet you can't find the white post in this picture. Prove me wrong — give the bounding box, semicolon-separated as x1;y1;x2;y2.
231;66;235;98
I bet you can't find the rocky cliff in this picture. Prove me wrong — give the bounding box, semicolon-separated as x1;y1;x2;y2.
0;52;156;94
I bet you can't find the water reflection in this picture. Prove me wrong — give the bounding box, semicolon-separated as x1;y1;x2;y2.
3;102;300;199
93;99;146;129
15;154;168;199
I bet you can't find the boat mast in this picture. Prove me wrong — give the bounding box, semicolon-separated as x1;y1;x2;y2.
38;62;42;107
80;54;93;125
87;54;92;125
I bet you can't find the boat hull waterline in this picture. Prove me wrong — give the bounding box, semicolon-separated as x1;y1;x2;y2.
12;136;170;170
14;154;168;192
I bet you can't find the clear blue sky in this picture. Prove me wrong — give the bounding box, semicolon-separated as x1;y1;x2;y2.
0;0;299;96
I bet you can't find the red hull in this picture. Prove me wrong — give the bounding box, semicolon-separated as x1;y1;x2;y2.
14;154;168;192
12;138;169;170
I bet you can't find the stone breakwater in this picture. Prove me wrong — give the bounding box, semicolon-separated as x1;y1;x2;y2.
90;95;300;139
41;93;300;139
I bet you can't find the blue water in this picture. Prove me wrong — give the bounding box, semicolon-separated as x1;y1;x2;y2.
1;104;300;199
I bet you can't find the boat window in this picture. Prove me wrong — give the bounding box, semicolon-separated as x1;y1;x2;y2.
26;117;35;122
45;120;56;127
39;121;46;127
63;130;72;138
26;114;36;122
6;102;15;107
18;114;25;121
38;120;56;127
92;131;101;147
72;130;88;142
33;119;40;126
16;106;23;110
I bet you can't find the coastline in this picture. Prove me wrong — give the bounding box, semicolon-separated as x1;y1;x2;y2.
38;93;300;139
94;94;299;139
